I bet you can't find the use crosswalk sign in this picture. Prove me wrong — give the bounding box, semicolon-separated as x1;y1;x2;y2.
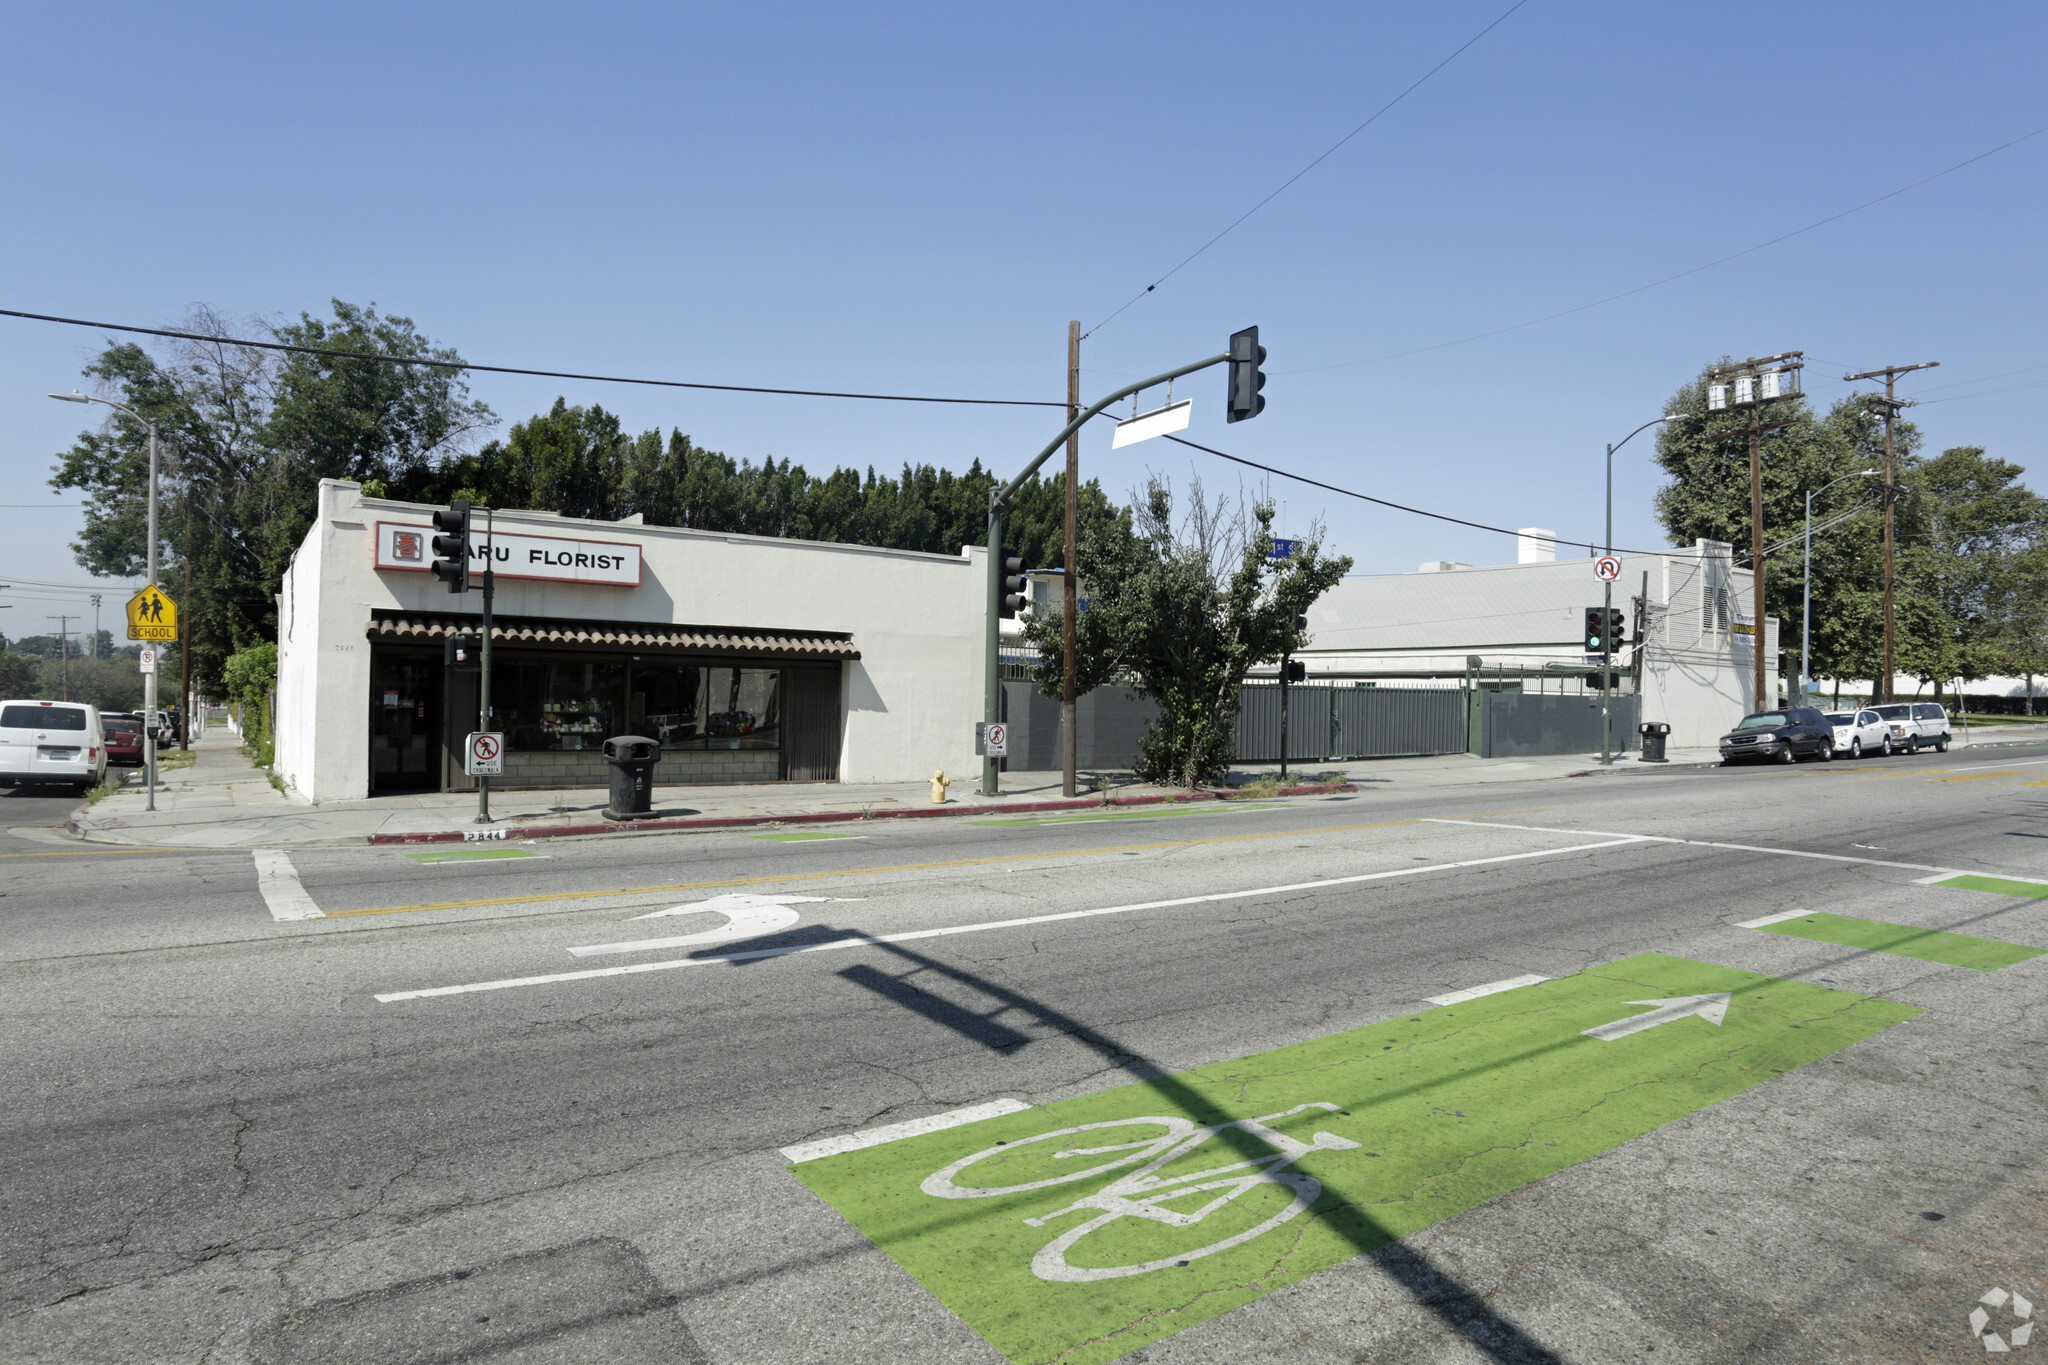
126;585;179;641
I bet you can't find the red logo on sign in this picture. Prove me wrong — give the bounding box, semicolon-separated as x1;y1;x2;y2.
392;530;424;562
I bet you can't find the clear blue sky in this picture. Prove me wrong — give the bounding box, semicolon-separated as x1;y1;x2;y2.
3;1;2042;633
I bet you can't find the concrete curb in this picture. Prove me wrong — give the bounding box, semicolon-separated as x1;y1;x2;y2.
364;783;1359;846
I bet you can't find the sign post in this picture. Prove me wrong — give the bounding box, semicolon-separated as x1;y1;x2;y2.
126;585;178;809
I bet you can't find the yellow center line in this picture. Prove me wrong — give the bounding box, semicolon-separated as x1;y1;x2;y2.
321;808;1547;920
1930;771;2027;782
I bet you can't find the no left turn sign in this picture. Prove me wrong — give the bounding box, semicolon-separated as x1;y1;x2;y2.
466;731;504;776
1593;555;1622;582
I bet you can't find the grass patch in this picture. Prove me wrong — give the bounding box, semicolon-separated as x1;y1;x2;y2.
84;776;127;804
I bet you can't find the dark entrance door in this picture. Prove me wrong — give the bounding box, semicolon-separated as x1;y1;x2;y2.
370;651;442;793
780;666;843;781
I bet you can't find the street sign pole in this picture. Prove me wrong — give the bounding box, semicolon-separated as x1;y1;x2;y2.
477;508;495;825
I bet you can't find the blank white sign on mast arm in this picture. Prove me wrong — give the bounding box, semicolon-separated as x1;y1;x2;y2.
1110;400;1193;449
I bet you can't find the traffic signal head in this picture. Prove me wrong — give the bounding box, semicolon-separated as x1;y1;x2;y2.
1583;608;1605;651
1282;660;1307;683
998;551;1030;619
431;499;472;594
1602;607;1626;651
1226;325;1267;424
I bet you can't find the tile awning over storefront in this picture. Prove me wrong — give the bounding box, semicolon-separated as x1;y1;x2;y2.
367;610;859;661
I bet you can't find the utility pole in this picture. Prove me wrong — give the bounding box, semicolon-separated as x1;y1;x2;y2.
1062;320;1080;799
1706;354;1805;713
91;594;102;659
180;493;193;750
48;615;78;701
1842;361;1938;703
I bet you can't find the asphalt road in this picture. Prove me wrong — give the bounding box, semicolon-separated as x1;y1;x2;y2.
5;743;2046;1364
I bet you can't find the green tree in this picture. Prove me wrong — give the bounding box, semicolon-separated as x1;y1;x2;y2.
1892;447;2048;692
1025;477;1352;788
0;650;39;698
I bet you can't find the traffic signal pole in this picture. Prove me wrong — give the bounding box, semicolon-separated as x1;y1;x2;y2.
982;350;1231;796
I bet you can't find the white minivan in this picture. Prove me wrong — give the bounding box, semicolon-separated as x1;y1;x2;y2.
0;699;109;794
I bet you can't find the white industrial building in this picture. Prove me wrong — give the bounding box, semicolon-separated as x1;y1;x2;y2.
274;479;989;803
1283;532;1774;751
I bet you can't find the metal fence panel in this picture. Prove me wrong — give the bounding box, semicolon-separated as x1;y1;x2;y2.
1330;687;1467;759
1236;686;1332;761
1480;693;1640;758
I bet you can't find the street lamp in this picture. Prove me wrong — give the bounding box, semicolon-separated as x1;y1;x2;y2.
1599;413;1694;765
1801;470;1879;705
48;390;160;811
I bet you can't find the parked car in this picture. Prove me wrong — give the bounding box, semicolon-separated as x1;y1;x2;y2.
0;699;109;793
1868;702;1953;753
1823;709;1891;759
1718;708;1837;764
103;715;145;767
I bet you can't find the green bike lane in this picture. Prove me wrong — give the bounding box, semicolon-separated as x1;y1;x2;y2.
773;847;2048;1365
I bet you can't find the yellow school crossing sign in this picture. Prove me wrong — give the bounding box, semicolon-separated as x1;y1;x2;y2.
126;585;179;641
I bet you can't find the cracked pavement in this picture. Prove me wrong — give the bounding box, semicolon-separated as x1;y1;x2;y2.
2;747;2045;1362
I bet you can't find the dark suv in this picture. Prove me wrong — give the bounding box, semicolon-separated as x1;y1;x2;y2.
1718;708;1837;765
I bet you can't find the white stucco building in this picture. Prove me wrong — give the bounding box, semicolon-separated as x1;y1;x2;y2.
274;480;988;803
1282;538;1776;748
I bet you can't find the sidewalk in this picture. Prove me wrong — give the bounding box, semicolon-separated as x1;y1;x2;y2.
59;722;2048;850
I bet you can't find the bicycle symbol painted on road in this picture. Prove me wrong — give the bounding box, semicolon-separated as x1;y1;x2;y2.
919;1103;1360;1282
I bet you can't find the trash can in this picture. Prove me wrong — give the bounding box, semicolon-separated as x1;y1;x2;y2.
1639;721;1670;763
601;735;662;820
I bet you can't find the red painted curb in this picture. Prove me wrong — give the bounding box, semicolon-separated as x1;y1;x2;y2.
365;783;1356;846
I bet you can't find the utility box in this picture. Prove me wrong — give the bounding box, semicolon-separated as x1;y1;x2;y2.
601;735;662;819
1639;721;1671;763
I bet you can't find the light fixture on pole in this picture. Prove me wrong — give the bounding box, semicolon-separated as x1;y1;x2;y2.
49;390;161;810
1597;412;1694;765
1801;470;1879;704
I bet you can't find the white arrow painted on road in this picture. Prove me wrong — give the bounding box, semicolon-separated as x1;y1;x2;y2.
1580;994;1731;1042
568;893;858;957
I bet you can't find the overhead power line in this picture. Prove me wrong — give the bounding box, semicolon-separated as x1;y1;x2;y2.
0;308;1065;410
1081;0;1531;340
1284;119;2048;375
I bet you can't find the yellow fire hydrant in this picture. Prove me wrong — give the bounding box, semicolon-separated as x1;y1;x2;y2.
931;769;951;804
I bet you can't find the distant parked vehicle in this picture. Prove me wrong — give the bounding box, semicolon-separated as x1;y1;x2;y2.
1823;709;1890;759
1718;708;1836;765
103;716;145;767
1868;702;1952;753
0;699;109;794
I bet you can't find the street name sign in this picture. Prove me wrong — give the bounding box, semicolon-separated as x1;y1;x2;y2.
126;585;178;641
465;731;505;777
1593;555;1622;582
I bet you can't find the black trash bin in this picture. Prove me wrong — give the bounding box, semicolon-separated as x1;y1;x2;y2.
601;735;662;820
1639;721;1671;763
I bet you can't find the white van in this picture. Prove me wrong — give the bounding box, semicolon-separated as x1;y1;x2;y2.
0;700;109;794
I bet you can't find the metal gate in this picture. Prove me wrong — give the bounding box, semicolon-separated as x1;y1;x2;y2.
1477;692;1639;759
1237;686;1466;761
780;667;843;780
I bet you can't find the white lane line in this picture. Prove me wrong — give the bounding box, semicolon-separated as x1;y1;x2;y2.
1736;909;1814;929
253;849;323;921
1424;819;1970;875
374;835;1650;1002
1424;973;1550;1007
1912;869;2048;887
781;1098;1033;1164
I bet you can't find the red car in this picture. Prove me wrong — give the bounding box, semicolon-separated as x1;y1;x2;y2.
103;717;144;767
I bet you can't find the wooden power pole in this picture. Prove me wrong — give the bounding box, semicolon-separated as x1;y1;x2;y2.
1842;361;1938;702
1706;354;1804;713
1062;321;1080;799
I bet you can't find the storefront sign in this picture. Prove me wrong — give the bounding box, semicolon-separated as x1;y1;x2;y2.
374;522;642;587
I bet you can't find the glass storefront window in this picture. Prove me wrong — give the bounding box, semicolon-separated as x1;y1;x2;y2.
488;659;626;752
632;662;780;751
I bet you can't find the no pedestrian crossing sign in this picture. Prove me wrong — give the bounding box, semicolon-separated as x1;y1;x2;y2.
465;731;504;777
137;648;157;674
1593;555;1622;582
977;721;1008;757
